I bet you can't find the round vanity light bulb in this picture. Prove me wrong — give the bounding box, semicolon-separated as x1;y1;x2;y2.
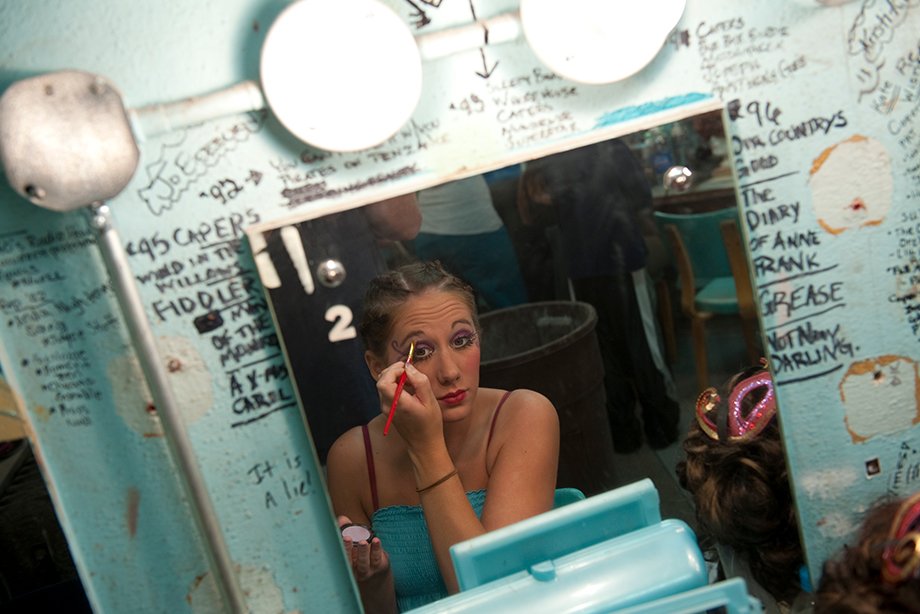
260;0;423;152
520;0;686;85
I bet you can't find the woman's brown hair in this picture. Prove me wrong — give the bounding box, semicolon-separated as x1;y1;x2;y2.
359;260;478;358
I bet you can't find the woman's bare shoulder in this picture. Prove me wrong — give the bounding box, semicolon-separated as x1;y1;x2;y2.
506;388;557;416
479;387;553;407
488;388;559;434
327;424;368;469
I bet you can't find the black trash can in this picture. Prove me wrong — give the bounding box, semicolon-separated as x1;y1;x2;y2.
479;301;617;496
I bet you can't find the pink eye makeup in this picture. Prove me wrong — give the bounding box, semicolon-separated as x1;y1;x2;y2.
390;339;420;361
450;330;479;349
410;341;435;361
388;325;478;364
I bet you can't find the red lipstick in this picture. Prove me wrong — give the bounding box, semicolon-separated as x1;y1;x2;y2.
439;390;467;406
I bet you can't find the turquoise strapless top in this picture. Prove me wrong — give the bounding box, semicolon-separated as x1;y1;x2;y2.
370;487;584;612
372;490;487;612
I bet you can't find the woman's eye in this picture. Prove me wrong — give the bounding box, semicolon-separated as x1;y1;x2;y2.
412;345;433;361
451;333;476;349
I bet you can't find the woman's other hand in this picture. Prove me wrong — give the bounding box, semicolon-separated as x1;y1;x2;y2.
337;515;397;614
338;515;390;582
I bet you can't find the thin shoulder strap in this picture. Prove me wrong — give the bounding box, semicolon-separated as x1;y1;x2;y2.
361;425;380;512
487;390;514;449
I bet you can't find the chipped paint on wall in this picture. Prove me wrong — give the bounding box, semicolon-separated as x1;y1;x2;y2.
126;487;141;538
809;135;893;235
188;564;298;614
108;336;212;437
840;355;920;442
798;464;862;500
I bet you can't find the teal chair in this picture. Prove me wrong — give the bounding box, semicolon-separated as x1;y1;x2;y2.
720;217;761;367
552;486;586;508
654;207;758;390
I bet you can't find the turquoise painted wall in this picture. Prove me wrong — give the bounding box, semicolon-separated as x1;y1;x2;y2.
0;0;918;611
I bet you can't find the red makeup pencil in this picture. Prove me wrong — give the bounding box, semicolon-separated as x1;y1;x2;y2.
384;341;415;436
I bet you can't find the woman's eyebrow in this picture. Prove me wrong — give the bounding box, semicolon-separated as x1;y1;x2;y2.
397;320;474;346
396;330;425;348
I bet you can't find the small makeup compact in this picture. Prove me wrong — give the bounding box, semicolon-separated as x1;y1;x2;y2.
340;523;374;544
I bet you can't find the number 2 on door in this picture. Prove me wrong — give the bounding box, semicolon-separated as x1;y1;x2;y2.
325;305;357;342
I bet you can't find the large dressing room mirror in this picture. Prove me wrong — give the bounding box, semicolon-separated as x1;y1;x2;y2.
250;107;758;510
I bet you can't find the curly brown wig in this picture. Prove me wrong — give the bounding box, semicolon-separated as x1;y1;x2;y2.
675;364;803;605
815;497;920;613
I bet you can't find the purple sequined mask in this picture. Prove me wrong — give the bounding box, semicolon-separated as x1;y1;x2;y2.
695;369;776;442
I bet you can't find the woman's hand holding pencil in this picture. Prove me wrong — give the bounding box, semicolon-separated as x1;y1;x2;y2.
383;341;414;436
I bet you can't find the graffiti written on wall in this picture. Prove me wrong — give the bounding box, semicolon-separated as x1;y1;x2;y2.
469;68;580;149
864;32;920;199
137;111;267;217
885;211;920;342
752;233;855;382
275;118;441;209
730;103;862;385
730;98;849;180
246;451;318;511
848;0;920;101
889;440;920;496
695;16;805;99
127;206;294;428
197;170;264;206
0;224;112;427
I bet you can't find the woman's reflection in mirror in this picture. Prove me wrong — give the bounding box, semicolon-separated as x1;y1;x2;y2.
326;261;561;612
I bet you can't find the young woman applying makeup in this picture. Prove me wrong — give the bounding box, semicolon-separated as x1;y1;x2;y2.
326;261;560;613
